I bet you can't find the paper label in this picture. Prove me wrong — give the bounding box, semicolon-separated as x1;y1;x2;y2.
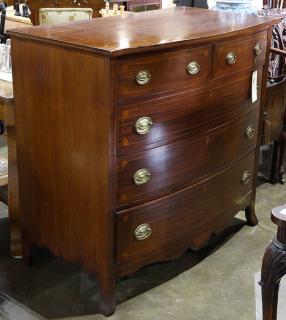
252;70;258;103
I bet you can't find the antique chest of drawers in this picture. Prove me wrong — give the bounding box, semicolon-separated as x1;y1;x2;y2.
9;8;277;316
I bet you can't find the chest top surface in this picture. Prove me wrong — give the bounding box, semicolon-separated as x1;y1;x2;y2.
8;7;278;56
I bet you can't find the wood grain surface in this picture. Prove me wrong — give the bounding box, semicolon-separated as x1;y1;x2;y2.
116;152;255;276
9;8;276;315
8;7;279;56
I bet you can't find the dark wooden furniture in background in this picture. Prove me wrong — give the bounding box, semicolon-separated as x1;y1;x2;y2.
264;79;286;183
0;19;30;258
0;80;21;258
9;7;277;316
260;204;286;320
0;81;13;207
267;22;286;184
26;0;105;25
259;6;286;184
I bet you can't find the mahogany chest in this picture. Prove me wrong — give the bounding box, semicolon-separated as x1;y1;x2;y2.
9;8;277;316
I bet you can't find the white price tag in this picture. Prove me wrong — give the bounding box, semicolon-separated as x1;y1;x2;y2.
252;70;258;103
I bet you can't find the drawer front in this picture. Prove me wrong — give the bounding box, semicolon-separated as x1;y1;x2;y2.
117;46;211;103
117;107;259;207
116;153;255;273
118;69;263;154
212;30;267;79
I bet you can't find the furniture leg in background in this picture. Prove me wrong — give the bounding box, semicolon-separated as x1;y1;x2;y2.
6;100;21;258
277;111;286;183
263;80;286;184
260;205;286;320
0;80;22;258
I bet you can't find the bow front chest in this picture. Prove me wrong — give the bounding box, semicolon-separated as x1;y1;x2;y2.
9;8;277;316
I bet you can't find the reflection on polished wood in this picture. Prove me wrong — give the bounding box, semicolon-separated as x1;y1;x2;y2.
10;7;279;56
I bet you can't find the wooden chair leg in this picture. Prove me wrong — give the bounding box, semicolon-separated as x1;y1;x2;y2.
261;282;280;320
6;119;22;258
260;237;286;319
270;140;279;184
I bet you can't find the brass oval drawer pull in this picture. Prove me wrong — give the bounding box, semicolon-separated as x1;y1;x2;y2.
254;43;262;56
133;168;152;185
226;51;237;65
136;70;151;85
135;117;154;135
245;125;255;140
134;223;152;240
186;61;200;75
241;170;251;185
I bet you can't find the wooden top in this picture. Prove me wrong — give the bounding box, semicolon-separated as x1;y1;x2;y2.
8;7;279;57
272;205;286;227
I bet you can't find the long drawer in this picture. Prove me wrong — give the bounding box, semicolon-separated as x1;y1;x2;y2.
117;46;211;103
116;152;255;276
118;68;263;154
117;107;259;207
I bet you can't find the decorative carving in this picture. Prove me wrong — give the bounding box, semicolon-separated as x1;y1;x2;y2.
70;0;89;6
260;205;286;320
257;10;286;86
260;239;286;319
260;240;286;287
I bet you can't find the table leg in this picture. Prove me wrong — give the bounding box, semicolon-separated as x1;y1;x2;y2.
260;239;286;320
277;111;286;184
5;103;22;258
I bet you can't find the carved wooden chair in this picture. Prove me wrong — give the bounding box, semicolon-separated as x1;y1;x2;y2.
26;0;105;25
258;5;286;183
260;204;286;320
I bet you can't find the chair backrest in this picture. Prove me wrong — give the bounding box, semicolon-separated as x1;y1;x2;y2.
263;0;286;9
27;0;105;25
39;7;93;25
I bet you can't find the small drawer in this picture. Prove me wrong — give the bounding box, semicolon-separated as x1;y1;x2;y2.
117;107;259;207
212;30;267;79
118;68;263;154
116;152;255;274
117;46;211;103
